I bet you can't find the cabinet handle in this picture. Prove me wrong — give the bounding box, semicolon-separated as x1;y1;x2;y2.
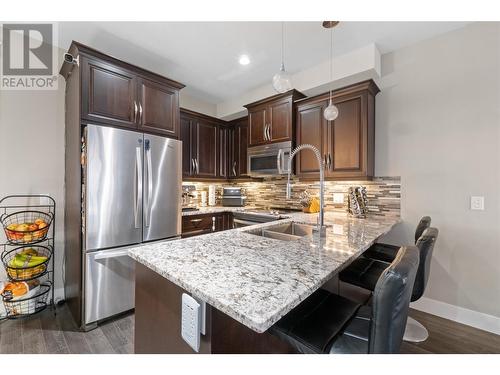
232;161;237;176
263;124;267;141
190;218;203;223
328;153;332;171
134;101;138;123
195;158;199;174
212;217;216;231
266;124;271;141
191;158;195;174
138;102;143;123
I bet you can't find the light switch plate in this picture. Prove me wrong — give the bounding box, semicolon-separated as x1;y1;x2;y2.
333;193;344;204
470;196;485;210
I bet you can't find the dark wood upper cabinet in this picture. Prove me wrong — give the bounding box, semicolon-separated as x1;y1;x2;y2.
295;80;379;180
218;125;229;179
229;117;249;178
328;96;363;175
180;114;193;177
247;106;267;146
180;109;224;180
268;98;292;142
295;100;328;178
65;41;184;138
82;57;138;129
194;120;218;178
138;78;180;138
245;90;305;147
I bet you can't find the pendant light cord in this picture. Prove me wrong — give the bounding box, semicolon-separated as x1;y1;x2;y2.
329;27;333;103
281;22;285;69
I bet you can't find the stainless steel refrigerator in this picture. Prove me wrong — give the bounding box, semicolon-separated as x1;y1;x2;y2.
82;125;182;326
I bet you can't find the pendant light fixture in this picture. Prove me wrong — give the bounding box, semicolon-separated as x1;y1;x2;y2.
272;22;293;93
323;21;339;121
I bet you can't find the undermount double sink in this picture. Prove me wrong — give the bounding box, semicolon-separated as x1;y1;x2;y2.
247;222;316;241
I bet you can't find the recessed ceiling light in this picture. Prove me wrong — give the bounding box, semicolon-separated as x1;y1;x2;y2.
239;55;250;65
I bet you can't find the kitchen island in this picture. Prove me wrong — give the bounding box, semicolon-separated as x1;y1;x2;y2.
128;211;399;353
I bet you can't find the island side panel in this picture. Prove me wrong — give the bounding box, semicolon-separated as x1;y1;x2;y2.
134;261;296;354
134;262;212;354
211;309;297;354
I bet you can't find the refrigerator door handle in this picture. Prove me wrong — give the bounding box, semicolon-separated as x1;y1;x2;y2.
134;146;142;229
145;141;153;227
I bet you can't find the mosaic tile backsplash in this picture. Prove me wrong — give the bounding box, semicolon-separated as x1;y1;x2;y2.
184;176;401;219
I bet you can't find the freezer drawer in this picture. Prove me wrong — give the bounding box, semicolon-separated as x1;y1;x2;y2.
85;248;135;325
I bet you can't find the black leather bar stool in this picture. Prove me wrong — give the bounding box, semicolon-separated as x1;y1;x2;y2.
270;246;419;354
339;227;439;342
363;216;431;263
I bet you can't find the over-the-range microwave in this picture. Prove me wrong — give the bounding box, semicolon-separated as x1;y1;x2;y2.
247;141;291;177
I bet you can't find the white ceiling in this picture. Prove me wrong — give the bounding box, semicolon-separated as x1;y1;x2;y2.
58;22;470;104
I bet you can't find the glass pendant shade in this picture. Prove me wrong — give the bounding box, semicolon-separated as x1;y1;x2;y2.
324;99;339;121
272;63;293;93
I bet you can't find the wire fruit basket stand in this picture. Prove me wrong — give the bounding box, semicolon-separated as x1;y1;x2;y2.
0;195;56;320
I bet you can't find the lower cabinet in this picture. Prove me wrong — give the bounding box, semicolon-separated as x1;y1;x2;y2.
181;213;233;238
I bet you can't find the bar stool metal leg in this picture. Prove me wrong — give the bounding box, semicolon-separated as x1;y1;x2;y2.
403;316;429;342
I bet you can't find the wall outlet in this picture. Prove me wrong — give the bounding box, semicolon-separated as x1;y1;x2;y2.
181;293;201;352
333;193;344;204
470;196;485;211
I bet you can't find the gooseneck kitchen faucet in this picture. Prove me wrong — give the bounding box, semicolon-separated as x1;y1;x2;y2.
284;144;326;236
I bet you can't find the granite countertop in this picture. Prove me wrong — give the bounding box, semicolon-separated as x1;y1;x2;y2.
129;209;399;333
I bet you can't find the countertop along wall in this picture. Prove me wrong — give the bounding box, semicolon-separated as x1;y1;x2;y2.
374;22;500;333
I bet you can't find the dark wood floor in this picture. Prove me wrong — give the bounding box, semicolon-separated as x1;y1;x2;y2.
0;304;133;354
1;304;498;354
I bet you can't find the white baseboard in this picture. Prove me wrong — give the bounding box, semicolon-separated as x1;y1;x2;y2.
410;297;500;335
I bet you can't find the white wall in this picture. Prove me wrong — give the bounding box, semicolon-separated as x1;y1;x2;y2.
179;91;217;117
0;50;66;300
375;22;500;322
217;44;381;120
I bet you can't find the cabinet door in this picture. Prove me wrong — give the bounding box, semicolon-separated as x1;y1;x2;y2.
180;113;193;177
268;98;292;142
237;121;249;176
218;125;229;179
248;106;267;146
82;57;137;129
230;119;249;178
327;95;366;178
296;101;327;178
194;120;218;178
138;78;179;138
